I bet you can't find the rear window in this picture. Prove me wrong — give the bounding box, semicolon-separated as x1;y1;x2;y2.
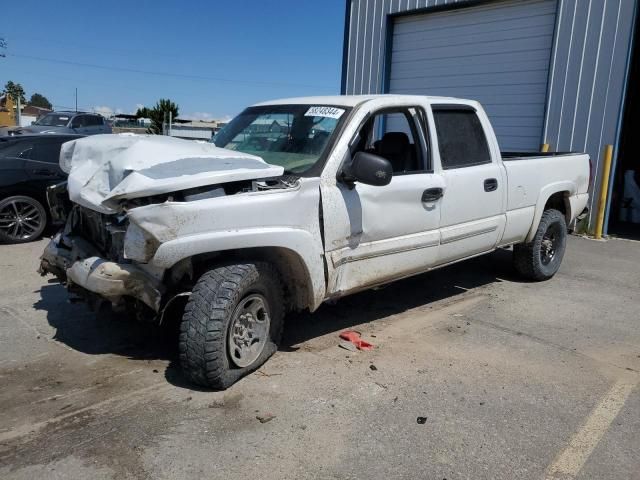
86;115;103;126
32;139;67;163
433;109;491;169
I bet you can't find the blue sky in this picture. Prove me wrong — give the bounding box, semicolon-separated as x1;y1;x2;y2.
1;0;345;120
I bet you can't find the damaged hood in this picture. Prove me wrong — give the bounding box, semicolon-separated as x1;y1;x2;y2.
61;134;284;214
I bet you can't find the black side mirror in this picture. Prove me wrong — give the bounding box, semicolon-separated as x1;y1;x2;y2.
342;151;393;187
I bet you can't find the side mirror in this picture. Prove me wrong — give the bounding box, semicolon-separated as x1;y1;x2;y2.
342;151;393;187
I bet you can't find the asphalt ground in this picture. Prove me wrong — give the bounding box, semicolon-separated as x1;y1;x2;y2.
0;235;638;479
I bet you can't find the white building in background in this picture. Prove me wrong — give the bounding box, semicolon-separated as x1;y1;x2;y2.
169;121;224;141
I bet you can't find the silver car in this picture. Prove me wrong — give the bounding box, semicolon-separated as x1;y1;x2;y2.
2;112;112;136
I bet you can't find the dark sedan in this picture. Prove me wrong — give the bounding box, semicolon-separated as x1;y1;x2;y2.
0;134;83;243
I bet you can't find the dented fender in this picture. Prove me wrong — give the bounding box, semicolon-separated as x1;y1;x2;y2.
124;177;327;310
150;227;326;310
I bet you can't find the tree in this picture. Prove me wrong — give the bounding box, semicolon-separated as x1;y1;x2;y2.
3;81;26;104
147;99;179;135
28;93;52;110
135;106;152;119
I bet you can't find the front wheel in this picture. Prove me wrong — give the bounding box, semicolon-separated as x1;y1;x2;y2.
0;195;48;244
513;209;567;281
179;263;284;389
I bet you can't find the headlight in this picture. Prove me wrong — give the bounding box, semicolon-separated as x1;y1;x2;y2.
123;222;160;263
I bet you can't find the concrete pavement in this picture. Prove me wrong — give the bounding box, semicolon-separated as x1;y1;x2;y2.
0;235;638;479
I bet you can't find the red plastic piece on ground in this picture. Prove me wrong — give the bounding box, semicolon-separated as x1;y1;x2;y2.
339;330;374;351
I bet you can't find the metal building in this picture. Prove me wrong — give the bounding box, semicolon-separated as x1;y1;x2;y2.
341;0;639;236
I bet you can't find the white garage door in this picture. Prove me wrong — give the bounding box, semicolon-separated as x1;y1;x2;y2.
389;0;557;151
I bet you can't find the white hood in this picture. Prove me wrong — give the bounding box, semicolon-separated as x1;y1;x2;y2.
61;134;284;214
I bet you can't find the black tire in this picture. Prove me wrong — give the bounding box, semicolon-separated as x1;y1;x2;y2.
179;262;284;389
0;195;48;244
513;208;567;281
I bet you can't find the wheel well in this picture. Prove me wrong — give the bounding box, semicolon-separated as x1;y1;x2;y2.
544;191;571;224
168;247;314;313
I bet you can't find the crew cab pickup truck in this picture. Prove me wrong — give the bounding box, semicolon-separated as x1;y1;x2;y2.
40;95;590;388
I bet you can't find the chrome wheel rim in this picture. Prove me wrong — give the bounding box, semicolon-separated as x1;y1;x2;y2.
0;199;43;241
227;294;271;368
540;223;561;265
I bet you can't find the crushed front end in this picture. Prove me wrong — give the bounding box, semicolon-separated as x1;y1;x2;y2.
39;199;164;314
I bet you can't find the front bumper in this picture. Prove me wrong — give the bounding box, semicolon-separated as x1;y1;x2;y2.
40;234;162;312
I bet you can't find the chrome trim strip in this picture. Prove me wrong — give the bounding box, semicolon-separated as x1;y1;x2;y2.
440;225;498;245
333;240;439;267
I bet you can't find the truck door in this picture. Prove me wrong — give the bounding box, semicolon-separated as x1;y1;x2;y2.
321;106;444;296
431;106;506;265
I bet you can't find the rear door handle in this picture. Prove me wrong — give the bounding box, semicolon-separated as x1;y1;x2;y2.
422;187;443;202
484;178;498;192
32;169;57;176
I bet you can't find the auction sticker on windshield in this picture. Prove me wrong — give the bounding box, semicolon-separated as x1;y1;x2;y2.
305;106;345;119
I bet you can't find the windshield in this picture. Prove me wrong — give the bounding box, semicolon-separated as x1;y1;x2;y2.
212;105;349;174
34;114;70;127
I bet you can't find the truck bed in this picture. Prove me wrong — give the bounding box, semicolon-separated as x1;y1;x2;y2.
501;151;577;160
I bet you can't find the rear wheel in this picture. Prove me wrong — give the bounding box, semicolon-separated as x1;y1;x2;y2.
179;262;284;389
0;195;47;244
513;208;567;281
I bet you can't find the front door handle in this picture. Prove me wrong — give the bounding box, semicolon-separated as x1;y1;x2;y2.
484;178;498;192
422;187;443;202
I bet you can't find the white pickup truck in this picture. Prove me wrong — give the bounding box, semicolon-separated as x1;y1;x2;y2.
40;95;590;388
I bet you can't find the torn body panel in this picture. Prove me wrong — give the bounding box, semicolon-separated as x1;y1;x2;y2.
127;177;327;310
40;175;326;315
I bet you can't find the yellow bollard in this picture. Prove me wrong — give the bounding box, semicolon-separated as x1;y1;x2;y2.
594;144;614;239
541;143;550;153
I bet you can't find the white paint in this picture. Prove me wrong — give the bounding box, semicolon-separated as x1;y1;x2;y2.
47;94;590;313
61;134;283;214
545;378;637;479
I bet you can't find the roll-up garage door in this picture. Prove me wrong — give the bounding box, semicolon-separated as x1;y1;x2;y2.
389;0;557;151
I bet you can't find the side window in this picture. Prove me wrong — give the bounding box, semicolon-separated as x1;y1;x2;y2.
32;140;64;163
71;115;86;128
433;108;491;169
0;141;34;159
353;107;427;174
88;115;102;126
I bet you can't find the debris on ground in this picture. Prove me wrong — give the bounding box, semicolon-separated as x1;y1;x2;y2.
417;417;427;424
338;341;358;352
369;364;378;371
339;330;374;351
256;413;276;423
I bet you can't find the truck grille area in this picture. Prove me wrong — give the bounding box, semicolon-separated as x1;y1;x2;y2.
65;205;128;262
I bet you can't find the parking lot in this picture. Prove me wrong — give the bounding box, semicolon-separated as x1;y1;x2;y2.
0;235;638;480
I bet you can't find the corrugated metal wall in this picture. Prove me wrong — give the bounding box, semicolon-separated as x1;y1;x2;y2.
388;0;557;151
342;0;637;232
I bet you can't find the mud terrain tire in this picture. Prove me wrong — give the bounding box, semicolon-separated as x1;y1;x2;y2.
513;208;567;281
179;263;284;389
